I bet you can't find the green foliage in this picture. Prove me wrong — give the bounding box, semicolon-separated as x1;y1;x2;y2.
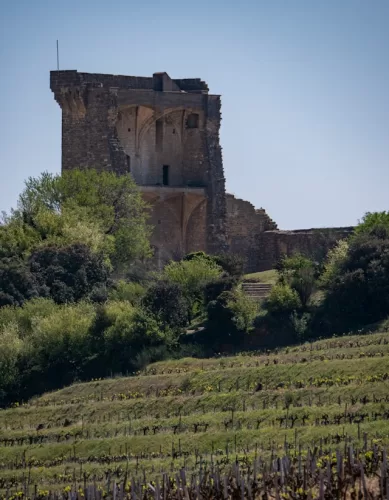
185;251;244;279
214;253;245;278
162;254;222;318
0;258;43;307
103;306;169;373
206;289;257;347
204;277;236;303
354;211;389;239
206;291;236;341
290;311;311;341
0;324;23;404
143;281;189;330
30;243;110;304
21;301;96;392
0;169;152;272
108;280;145;305
0;244;110;306
266;284;302;315
315;213;389;334
0;298;58;337
320;239;349;287
319;235;389;332
227;289;258;333
276;254;317;307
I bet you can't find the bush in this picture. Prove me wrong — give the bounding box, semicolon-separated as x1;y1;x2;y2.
0;324;23;405
266;284;302;315
319;235;389;332
320;240;349;287
104;306;168;374
30;243;110;304
206;290;258;347
109;280;145;305
214;253;245;278
354;211;389;239
227;289;258;333
276;254;317;307
204;277;236;303
143;281;189;330
0;258;44;307
162;255;222;319
20;301;96;396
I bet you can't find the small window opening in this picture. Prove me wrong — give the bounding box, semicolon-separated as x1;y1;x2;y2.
162;165;169;186
187;113;199;129
126;155;131;172
156;119;163;152
172;128;176;134
128;128;131;132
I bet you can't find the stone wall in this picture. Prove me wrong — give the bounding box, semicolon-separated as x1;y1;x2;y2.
51;69;352;271
255;227;354;271
226;194;277;270
51;69;228;263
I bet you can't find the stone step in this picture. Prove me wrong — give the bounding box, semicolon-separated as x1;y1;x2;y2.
242;285;271;289
241;282;273;300
241;284;272;290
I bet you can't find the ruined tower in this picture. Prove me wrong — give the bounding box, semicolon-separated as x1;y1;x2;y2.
50;70;227;265
51;69;351;273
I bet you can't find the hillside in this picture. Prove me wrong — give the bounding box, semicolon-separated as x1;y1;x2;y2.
0;332;389;491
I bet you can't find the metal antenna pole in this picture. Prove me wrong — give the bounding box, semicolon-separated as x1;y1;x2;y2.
56;40;59;71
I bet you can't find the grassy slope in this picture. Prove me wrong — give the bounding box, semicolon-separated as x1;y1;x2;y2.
0;332;389;488
244;269;278;284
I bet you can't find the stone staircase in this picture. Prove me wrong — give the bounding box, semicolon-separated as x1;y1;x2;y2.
241;282;273;300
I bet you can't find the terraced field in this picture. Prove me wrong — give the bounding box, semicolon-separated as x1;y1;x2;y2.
1;332;389;491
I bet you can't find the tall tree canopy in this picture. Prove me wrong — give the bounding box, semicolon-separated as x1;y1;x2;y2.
0;170;152;270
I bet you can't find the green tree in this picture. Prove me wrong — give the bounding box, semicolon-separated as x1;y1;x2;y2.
320;239;349;287
0;258;44;307
143;281;189;330
30;243;110;304
162;254;222;318
277;254;317;307
227;289;258;333
354;211;389;239
0;324;23;405
320;235;389;332
266;283;302;315
1;170;152;272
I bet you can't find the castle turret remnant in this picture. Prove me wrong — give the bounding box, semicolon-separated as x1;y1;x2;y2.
51;69;352;271
51;70;227;264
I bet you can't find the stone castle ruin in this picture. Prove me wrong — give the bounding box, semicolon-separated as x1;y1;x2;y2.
51;70;352;271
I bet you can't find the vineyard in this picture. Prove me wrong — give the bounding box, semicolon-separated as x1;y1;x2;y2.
1;331;389;497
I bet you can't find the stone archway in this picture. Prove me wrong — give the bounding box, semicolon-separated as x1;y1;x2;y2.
185;199;207;253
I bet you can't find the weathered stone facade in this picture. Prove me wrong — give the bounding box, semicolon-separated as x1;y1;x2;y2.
254;227;354;272
51;70;352;270
51;70;227;264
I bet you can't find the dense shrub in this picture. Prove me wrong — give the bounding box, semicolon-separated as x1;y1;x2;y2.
319;235;389;333
204;277;236;303
30;244;110;304
276;254;317;307
108;280;146;305
162;254;222;319
143;281;189;330
206;290;257;347
214;253;245;278
0;258;44;307
265;284;302;315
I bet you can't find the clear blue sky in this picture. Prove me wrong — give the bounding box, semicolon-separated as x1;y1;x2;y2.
1;0;388;229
